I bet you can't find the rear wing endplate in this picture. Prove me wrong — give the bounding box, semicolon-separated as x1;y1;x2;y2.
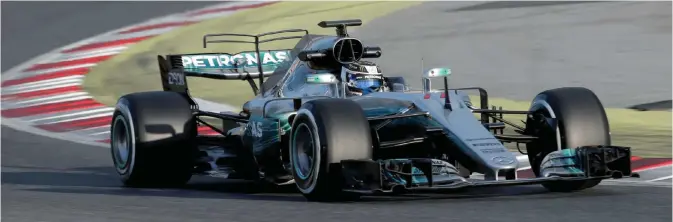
158;55;197;108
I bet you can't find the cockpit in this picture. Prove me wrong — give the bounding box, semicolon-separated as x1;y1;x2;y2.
279;60;385;99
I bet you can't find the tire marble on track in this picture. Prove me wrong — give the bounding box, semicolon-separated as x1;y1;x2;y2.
1;2;671;222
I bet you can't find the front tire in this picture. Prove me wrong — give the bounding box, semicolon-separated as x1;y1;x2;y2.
289;99;373;202
525;87;610;192
111;91;197;188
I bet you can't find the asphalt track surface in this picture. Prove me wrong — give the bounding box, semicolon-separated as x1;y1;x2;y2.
1;2;671;222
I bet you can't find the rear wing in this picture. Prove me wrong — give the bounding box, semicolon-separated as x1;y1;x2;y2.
167;49;292;79
158;29;309;98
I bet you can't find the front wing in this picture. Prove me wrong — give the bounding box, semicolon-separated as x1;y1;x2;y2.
340;145;634;194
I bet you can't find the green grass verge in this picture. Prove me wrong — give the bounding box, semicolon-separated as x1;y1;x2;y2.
83;1;670;157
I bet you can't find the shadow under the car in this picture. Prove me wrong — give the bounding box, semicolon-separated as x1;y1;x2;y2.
2;167;306;202
350;185;622;204
2;166;120;188
2;167;622;203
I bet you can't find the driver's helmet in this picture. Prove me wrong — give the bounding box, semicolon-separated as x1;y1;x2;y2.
341;60;384;96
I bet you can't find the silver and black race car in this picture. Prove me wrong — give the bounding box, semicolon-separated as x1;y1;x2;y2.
109;19;637;202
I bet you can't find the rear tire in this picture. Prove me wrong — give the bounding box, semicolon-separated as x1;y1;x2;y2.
525;87;610;192
110;91;197;188
289;99;373;202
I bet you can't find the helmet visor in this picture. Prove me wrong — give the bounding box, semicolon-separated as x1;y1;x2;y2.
353;78;382;89
349;73;383;90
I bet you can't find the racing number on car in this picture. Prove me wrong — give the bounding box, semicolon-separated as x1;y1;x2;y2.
167;71;185;85
249;121;263;138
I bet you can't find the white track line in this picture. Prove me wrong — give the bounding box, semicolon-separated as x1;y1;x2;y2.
646;175;673;182
2;82;82;97
14;64;93;78
1;96;92;111
51;49;125;63
2;76;83;92
90;130;111;136
69;125;111;135
93;26;184;42
22;95;92;107
188;12;250;21
13;92;89;105
27;107;115;123
38;112;112;125
56;45;128;59
634;164;672;173
31;54;107;64
4;76;83;90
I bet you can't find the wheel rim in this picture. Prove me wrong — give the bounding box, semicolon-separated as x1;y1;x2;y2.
292;123;316;180
111;115;131;172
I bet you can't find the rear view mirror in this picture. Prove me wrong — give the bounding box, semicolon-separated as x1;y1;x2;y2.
424;67;452;78
421;67;453;110
392;83;407;92
422;67;452;93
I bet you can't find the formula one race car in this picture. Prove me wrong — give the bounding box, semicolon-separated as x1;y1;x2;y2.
109;19;637;201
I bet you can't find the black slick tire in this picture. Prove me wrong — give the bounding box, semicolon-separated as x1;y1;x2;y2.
525;87;610;192
110;91;197;188
289;98;373;202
